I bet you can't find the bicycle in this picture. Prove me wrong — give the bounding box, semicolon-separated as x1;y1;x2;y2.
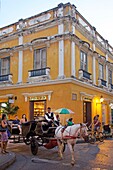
88;127;104;144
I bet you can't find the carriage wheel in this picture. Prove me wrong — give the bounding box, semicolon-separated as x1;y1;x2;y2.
23;137;31;145
98;132;104;142
88;133;96;144
31;137;38;155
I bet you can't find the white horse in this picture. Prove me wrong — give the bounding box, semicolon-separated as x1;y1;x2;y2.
55;123;88;165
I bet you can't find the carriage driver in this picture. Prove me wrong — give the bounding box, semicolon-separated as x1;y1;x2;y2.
45;107;58;127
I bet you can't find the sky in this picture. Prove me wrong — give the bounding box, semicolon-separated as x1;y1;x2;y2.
0;0;113;46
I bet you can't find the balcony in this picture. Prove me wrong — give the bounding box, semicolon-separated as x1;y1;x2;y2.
0;74;13;85
108;83;113;91
28;67;50;83
98;79;107;88
78;69;92;83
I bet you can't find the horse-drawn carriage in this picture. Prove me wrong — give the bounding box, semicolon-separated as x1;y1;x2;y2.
21;116;65;155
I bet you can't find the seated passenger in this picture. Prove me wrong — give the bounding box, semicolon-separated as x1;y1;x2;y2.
56;114;60;126
61;118;74;134
11;115;22;134
20;114;27;124
67;118;74;126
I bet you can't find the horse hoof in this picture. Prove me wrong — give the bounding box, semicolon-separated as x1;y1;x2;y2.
71;161;75;166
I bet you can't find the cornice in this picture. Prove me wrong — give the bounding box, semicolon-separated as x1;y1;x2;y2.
75;21;113;60
0;78;113;98
0;16;71;44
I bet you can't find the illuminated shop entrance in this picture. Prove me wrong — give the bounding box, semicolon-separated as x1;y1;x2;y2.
29;96;46;120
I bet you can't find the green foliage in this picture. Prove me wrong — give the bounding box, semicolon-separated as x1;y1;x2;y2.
1;102;19;115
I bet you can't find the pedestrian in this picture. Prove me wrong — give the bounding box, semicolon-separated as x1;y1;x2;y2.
0;114;8;154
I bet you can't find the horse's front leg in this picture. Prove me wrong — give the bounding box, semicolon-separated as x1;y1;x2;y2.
57;139;63;159
67;141;75;166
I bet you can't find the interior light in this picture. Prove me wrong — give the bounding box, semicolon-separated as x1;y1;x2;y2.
100;95;104;103
1;103;7;107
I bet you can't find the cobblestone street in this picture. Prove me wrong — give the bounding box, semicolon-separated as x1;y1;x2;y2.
5;139;113;170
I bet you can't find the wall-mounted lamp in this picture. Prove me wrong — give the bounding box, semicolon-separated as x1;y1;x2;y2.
100;95;104;103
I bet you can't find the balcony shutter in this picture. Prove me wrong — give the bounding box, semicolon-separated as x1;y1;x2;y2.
34;50;40;69
1;57;10;75
41;48;46;68
34;48;46;69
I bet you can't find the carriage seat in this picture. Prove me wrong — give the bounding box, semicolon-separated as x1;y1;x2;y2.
8;120;20;135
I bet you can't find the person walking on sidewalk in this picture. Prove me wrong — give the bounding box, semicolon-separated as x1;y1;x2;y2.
0;114;8;154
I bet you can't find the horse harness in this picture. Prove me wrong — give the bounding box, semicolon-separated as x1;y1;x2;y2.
56;124;84;140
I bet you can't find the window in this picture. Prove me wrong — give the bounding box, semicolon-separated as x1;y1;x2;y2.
34;48;46;69
0;57;10;75
108;69;112;84
99;63;104;79
80;51;87;71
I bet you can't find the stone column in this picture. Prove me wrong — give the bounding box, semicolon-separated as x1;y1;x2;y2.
92;27;96;85
71;25;76;77
18;34;23;83
57;4;65;79
106;53;108;87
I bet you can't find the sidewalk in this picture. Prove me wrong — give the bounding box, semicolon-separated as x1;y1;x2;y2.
0;152;16;170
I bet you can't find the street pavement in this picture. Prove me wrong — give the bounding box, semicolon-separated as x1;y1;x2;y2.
1;138;113;170
0;151;16;170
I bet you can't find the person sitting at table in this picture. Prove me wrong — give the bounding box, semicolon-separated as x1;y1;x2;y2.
11;115;22;134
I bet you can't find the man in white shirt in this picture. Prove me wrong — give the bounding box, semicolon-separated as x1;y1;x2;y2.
45;107;57;127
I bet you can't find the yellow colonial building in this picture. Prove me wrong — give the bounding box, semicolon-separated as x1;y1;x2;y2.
0;2;113;125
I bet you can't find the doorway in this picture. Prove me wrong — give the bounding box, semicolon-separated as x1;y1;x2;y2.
83;101;92;124
30;100;46;120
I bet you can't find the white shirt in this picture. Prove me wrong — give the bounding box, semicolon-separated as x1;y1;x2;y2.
45;112;57;122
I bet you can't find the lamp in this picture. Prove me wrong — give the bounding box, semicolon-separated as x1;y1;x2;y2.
100;95;104;103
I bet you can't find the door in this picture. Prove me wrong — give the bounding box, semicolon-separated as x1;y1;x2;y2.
83;101;92;124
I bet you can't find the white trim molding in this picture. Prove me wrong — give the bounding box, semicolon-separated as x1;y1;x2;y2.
22;91;53;102
80;92;95;101
0;94;13;99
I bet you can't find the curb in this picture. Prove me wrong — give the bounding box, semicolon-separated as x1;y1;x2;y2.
0;152;16;170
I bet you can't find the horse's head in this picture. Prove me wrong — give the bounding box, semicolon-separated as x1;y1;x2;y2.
79;123;88;137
